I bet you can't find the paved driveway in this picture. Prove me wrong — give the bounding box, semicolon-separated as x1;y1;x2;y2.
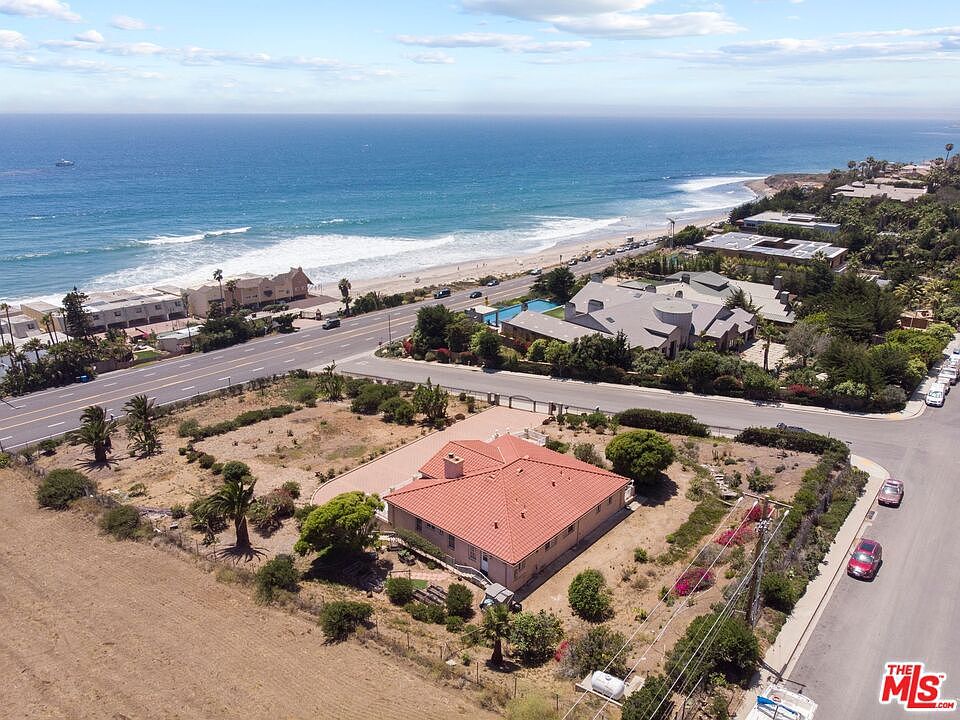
311;405;547;504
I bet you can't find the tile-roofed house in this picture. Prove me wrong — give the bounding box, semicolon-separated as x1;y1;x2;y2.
385;434;633;590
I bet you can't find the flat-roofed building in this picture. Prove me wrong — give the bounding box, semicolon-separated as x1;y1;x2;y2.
739;211;840;235
21;289;186;335
832;181;927;203
695;231;847;269
0;310;42;339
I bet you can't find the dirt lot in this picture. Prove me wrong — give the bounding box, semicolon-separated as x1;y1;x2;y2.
0;469;494;720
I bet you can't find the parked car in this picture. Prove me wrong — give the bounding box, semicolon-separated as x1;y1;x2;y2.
776;422;809;434
321;317;341;330
847;538;883;580
434;288;451;299
877;479;904;507
568;258;578;266
926;384;946;407
580;254;591;262
938;370;956;388
469;290;483;299
529;268;542;276
485;279;500;287
940;364;958;384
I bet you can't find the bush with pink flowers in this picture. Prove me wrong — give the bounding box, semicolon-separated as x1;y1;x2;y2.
715;525;755;547
673;567;715;597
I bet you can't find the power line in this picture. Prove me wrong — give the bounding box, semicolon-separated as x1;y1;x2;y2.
561;496;757;720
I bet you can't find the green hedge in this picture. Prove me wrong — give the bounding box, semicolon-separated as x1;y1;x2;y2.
615;408;710;437
666;495;727;551
734;426;848;458
183;404;297;439
395;527;444;560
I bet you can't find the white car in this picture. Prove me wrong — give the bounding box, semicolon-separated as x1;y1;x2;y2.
926;384;946;407
528;268;542;276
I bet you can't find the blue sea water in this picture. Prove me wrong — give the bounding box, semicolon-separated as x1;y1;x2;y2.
0;115;952;303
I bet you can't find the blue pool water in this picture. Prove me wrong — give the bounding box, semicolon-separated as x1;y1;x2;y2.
482;299;558;325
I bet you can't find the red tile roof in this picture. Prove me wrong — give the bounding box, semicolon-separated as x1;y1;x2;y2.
385;435;630;564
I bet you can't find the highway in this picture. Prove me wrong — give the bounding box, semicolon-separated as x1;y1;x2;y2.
2;245;957;718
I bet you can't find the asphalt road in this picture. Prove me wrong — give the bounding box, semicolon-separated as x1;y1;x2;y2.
2;243;957;718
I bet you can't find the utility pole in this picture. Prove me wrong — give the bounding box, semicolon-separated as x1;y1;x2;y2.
387;313;392;343
746;495;771;626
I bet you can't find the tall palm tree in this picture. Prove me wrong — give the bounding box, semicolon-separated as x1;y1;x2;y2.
213;268;225;305
41;312;57;345
203;473;256;549
0;303;7;349
225;279;239;310
946;143;954;163
71;405;118;464
481;603;512;666
338;278;352;316
1;303;12;348
124;393;160;456
22;337;43;364
756;319;777;372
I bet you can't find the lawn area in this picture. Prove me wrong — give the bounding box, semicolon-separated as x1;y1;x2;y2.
544;306;564;319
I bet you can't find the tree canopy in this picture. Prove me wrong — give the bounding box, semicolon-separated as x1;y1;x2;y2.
605;430;675;488
294;491;383;558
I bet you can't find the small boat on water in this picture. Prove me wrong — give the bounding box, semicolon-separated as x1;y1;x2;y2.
55;159;75;167
745;684;817;719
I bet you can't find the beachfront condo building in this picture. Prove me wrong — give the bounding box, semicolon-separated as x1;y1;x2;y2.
178;267;313;317
738;211;840;235
695;231;847;269
22;289;187;336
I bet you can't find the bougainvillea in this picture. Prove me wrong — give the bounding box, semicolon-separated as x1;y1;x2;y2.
673;567;715;597
715;525;756;547
747;504;776;523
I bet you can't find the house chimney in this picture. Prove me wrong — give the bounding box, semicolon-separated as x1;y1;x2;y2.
773;275;783;291
443;453;464;479
674;290;683;298
681;273;690;284
587;298;604;313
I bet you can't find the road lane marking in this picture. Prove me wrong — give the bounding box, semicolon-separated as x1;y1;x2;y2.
180;386;194;391
250;367;264;372
217;377;231;382
48;422;65;428
283;359;297;364
102;382;117;387
143;372;156;377
0;436;12;441
59;392;74;398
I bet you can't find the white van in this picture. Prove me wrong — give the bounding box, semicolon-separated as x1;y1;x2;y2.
926;383;946;407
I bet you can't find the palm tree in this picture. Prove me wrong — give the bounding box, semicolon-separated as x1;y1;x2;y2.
213;268;225;308
338;278;352;316
124;393;160;455
203;473;256;549
481;603;512;666
41;312;57;345
946;143;954;163
756;319;777;372
71;405;118;464
225;279;239;310
894;279;923;309
724;287;758;313
1;303;12;348
0;303;7;349
22;337;43;364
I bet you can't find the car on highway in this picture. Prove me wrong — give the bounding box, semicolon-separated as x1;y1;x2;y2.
433;288;451;299
469;290;483;299
568;258;578;266
529;268;542;275
580;254;591;262
847;538;883;580
776;422;809;433
321;317;341;329
926;384;946;406
485;279;500;287
877;479;904;507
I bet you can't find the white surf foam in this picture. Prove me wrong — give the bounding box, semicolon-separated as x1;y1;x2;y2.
139;226;251;246
673;175;766;193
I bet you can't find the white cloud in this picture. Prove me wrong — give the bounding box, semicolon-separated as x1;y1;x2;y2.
406;51;456;64
462;0;654;21
0;28;27;48
396;32;590;53
0;0;79;22
73;29;103;43
396;32;531;48
110;15;150;31
840;26;960;39
551;11;743;38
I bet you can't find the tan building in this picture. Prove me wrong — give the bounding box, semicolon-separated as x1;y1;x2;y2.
385;435;633;591
0;311;43;340
180;267;312;317
21;289;186;335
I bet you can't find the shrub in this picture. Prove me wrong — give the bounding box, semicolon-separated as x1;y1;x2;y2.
673;567;715;596
509;610;564;665
572;442;605;467
446;583;475;618
379;396;415;424
735;426;848;458
395;527;444;560
445;615;465;633
560;625;629;678
99;504;141;540
385;576;417;605
665;611;759;686
633;547;649;563
177;419;200;438
198;453;216;469
545;437;569;454
280;480;301;499
568;569;613;621
605;430;675;488
747;468;774;492
170;503;187;519
351;383;400;415
621;675;674;720
255;554;300;603
715;525;755;546
36;468;94;510
667;495;727;550
127;482;147;497
585;411;608;430
505;695;560;720
761;572;799;613
38;438;59;455
247;488;296;533
320;600;373;641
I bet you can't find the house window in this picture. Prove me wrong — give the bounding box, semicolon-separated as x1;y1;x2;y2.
544;541;550;552
415;518;422;532
596;504;601;514
566;524;575;535
608;495;613;505
447;534;455;550
114;311;122;317
514;560;526;579
468;545;476;560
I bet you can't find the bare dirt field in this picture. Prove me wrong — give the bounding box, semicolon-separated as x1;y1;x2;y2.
0;469;494;720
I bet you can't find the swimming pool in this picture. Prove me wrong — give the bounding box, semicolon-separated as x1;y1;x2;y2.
481;299;559;325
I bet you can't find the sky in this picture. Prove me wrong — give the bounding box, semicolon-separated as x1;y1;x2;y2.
0;0;957;115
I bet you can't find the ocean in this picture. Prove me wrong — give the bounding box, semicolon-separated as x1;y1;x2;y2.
0;115;951;304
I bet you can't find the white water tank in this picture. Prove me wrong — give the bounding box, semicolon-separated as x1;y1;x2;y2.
590;671;626;700
653;297;693;326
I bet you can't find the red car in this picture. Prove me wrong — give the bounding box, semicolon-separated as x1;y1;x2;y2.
847;538;883;580
878;479;904;507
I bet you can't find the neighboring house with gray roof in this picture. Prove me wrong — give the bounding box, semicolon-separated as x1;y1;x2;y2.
502;280;756;356
832;181;926;203
644;271;795;324
695;231;847;269
739;211;840;235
